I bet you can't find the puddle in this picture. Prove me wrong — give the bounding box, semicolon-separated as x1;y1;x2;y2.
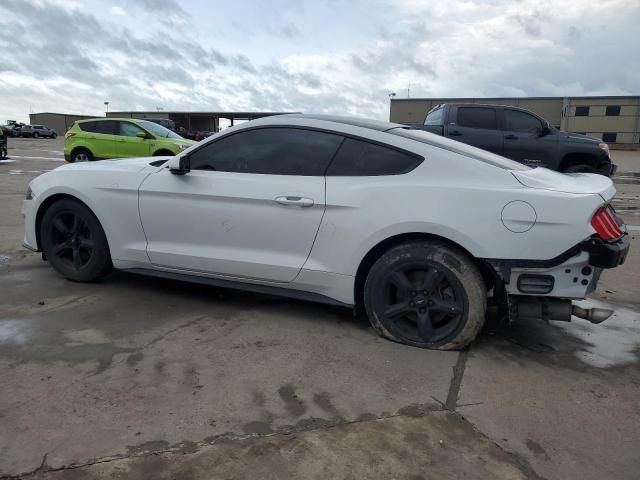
550;298;640;368
0;320;32;345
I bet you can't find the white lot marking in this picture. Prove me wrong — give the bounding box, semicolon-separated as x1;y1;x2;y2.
0;159;16;164
8;155;64;162
6;169;52;175
626;225;640;231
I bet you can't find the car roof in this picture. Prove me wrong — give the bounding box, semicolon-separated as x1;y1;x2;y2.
279;114;404;132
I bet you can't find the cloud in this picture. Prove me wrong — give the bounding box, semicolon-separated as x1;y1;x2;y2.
110;5;126;16
0;0;638;123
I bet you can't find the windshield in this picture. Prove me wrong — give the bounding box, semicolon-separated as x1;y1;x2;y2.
138;120;183;139
388;128;531;171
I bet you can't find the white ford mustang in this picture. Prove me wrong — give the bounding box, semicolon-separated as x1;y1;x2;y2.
22;114;630;349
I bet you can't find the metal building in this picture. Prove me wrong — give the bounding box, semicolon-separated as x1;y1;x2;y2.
390;96;640;148
106;110;297;133
29;112;100;135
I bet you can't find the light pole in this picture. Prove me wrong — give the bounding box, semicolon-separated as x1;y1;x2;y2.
104;101;109;114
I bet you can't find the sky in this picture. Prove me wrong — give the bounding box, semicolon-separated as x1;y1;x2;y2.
1;0;639;124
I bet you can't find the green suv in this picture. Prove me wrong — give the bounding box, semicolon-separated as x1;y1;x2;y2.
64;118;195;162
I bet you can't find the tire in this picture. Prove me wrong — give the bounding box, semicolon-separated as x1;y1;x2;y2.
0;148;6;159
70;148;93;163
51;133;57;139
364;241;486;350
33;132;40;139
153;150;174;156
563;164;597;174
41;198;113;282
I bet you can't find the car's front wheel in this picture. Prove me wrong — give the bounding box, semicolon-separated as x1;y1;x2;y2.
33;132;40;138
41;198;113;282
70;149;93;162
364;241;486;350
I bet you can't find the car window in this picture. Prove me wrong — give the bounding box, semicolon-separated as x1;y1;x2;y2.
457;107;497;130
504;109;542;133
326;138;422;176
424;106;444;126
120;121;146;137
78;121;97;133
93;121;118;135
189;127;343;176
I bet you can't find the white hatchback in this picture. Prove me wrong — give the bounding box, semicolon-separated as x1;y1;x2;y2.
22;114;630;349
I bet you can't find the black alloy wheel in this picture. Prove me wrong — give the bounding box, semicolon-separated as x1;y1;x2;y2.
41;198;113;282
48;211;94;271
373;263;466;344
364;241;486;350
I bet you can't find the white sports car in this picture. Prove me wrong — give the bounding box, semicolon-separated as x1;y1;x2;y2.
22;115;630;349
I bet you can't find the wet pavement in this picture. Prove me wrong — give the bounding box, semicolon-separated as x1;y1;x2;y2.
0;138;639;479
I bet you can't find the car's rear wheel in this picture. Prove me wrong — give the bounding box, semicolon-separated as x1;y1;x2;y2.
70;149;93;163
41;199;113;282
364;241;486;350
51;133;57;139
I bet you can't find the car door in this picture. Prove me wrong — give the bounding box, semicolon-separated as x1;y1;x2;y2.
89;120;120;159
138;127;344;283
116;121;153;158
500;108;558;167
447;106;503;154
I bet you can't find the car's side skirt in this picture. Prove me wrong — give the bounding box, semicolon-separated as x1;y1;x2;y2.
122;267;353;308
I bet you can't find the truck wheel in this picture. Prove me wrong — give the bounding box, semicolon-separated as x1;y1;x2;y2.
40;198;113;282
364;241;486;350
70;149;93;163
563;164;597;174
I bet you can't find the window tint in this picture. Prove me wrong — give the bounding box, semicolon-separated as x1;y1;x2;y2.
120;121;146;137
602;132;617;143
457;107;497;130
605;105;621;116
424;106;444;126
189;128;343;176
575;106;589;116
326;138;422;176
93;120;118;135
503;109;542;133
78;121;97;133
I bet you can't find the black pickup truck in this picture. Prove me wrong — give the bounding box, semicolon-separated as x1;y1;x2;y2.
415;103;616;175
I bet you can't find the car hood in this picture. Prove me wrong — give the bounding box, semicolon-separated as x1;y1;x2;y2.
56;156;171;173
512;167;615;201
561;132;601;144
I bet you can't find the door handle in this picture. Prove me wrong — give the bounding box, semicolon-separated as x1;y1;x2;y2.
274;196;314;207
505;134;519;140
449;130;462;136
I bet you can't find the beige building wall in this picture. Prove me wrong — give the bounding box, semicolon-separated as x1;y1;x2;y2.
29;113;100;135
390;96;640;147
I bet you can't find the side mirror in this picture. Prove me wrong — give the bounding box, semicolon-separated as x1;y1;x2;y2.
169;155;190;175
136;131;148;139
539;122;551;137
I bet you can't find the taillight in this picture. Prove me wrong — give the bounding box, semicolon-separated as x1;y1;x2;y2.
65;131;75;139
591;206;624;241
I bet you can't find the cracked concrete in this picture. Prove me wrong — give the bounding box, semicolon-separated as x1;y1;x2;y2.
1;139;640;479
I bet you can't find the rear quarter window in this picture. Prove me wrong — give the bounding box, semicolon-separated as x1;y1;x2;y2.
326;138;423;176
78;121;97;133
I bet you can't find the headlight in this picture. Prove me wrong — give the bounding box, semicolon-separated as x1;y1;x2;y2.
597;142;609;151
26;185;33;200
179;144;190;150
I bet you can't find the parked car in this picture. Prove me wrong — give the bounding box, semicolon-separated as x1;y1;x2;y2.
24;114;629;350
20;124;58;138
414;103;616;175
64;118;195;162
143;118;176;131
